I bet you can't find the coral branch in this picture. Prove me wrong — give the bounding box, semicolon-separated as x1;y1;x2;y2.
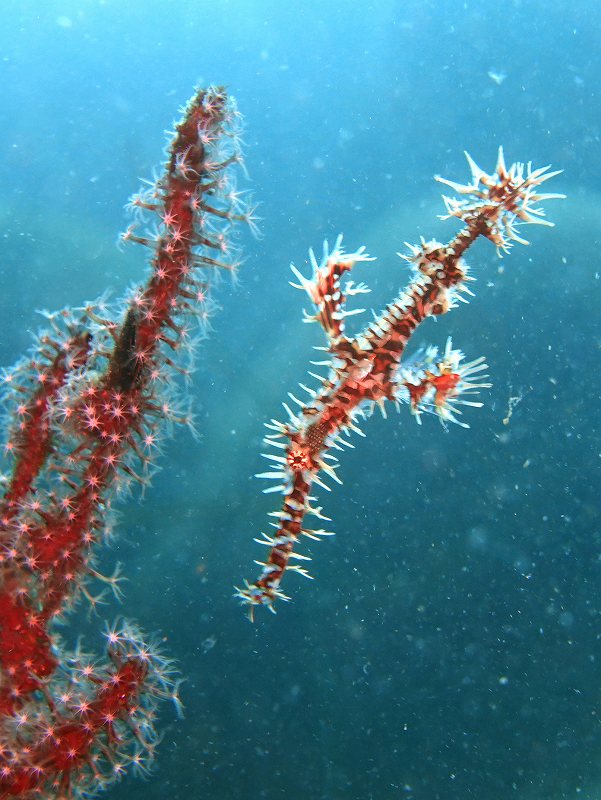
0;623;175;799
0;328;92;521
0;86;250;796
236;149;563;617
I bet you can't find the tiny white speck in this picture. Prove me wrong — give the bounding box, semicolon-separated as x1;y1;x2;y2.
487;70;507;85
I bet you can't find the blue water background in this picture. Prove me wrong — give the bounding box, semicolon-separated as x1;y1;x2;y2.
0;2;599;798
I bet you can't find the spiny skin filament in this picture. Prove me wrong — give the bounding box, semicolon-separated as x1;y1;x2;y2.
236;148;563;618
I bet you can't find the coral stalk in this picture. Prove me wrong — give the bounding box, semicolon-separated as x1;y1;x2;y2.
236;149;563;617
0;86;249;797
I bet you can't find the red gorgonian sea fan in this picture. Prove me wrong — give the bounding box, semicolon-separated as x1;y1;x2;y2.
0;86;253;798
